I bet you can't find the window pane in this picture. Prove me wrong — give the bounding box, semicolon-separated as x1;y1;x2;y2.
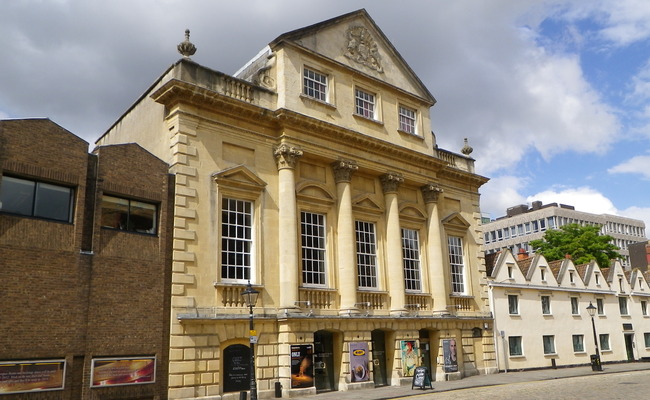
34;182;73;222
401;228;421;291
600;334;610;351
301;212;327;286
356;221;377;288
222;198;254;281
509;336;522;356
508;295;518;314
645;333;650;348
0;176;35;216
572;335;584;352
543;335;555;354
303;68;327;101
448;236;465;293
130;200;157;233
355;89;375;119
101;196;129;229
541;296;551;314
399;106;416;134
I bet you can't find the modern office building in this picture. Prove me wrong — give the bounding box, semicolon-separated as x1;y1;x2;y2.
482;201;647;269
629;241;650;272
96;9;496;399
487;249;650;371
0;119;174;399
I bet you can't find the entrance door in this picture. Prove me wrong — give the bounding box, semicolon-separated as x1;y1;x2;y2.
419;329;431;373
624;333;635;361
314;331;335;392
371;329;388;387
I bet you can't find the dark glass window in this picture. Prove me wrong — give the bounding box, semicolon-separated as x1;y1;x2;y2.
101;195;157;234
0;175;73;222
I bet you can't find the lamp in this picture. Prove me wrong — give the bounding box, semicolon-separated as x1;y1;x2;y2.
241;281;260;399
586;301;602;371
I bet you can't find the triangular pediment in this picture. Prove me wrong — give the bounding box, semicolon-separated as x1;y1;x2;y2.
270;9;435;104
213;165;266;191
442;212;471;230
296;182;335;205
352;194;383;213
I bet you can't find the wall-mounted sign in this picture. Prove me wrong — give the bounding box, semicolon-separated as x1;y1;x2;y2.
442;339;458;373
349;342;369;382
90;357;155;387
290;345;314;388
0;359;65;394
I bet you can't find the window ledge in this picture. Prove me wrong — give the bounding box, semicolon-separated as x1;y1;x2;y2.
299;94;336;109
544;353;557;357
353;113;383;126
508;355;525;359
397;129;423;140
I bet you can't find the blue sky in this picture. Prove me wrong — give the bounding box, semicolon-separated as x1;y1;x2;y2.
0;0;649;229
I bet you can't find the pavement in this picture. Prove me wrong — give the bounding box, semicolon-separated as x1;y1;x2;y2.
304;361;650;400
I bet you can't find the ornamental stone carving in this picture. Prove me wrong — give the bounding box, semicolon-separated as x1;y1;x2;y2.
421;183;444;203
344;26;383;73
274;144;303;169
177;29;197;59
253;53;276;90
332;159;359;183
380;172;404;193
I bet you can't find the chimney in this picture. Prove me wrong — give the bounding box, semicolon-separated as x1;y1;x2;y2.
532;201;542;210
565;254;572;259
517;248;529;260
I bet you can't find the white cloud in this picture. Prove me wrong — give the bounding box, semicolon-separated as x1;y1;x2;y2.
608;155;650;179
619;206;650;230
527;186;618;215
479;175;528;218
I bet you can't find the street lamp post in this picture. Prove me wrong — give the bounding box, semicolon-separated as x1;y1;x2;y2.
586;301;602;371
241;281;260;400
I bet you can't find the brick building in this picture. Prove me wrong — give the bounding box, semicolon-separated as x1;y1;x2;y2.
0;118;174;399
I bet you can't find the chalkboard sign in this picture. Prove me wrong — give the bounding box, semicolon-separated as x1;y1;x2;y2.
223;344;250;393
411;366;432;390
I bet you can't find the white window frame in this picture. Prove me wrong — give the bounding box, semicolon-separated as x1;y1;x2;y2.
570;297;579;315
508;336;523;356
508;295;519;315
300;211;328;287
619;297;629;315
543;335;556;355
572;334;585;352
303;67;328;102
541;295;551;315
398;105;417;134
596;298;605;315
221;198;255;282
600;333;611;351
356;220;378;289
401;228;422;292
448;236;466;294
355;88;377;120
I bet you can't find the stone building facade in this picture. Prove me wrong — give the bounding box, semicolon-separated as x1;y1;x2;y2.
0;118;174;399
97;10;495;399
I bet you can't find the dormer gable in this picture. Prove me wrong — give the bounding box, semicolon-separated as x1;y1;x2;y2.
528;254;558;286
606;260;630;294
557;259;585;288
490;249;526;282
630;268;649;293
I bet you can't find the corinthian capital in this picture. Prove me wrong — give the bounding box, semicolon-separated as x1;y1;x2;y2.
332;159;359;183
380;172;404;194
421;183;443;203
274;144;303;169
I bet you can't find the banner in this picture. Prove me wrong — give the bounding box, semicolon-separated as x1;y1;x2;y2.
290;345;314;388
349;342;369;382
442;339;458;372
91;357;155;387
0;359;65;394
400;340;419;377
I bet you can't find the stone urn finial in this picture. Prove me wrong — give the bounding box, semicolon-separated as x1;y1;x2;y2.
461;138;473;156
177;29;197;59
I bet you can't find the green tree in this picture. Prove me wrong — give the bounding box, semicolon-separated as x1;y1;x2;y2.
529;223;621;267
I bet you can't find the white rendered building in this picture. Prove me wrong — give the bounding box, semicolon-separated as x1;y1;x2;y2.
483;201;646;269
488;250;650;371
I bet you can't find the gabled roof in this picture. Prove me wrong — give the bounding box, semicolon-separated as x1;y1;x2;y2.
268;9;436;105
516;256;534;278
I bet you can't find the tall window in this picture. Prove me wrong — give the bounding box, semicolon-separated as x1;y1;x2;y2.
645;333;650;348
508;336;523;356
0;175;74;222
543;335;555;354
401;228;422;291
448;236;465;294
571;297;579;315
642;300;648;316
356;221;378;288
572;334;585;352
508;295;519;315
221;198;253;281
599;334;610;351
541;295;551;315
101;195;157;234
303;68;328;101
355;89;376;119
398;105;417;134
597;298;605;315
301;211;327;286
619;297;629;315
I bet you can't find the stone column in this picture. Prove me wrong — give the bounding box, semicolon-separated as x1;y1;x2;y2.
332;159;359;315
274;143;303;312
421;183;449;314
381;172;406;316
